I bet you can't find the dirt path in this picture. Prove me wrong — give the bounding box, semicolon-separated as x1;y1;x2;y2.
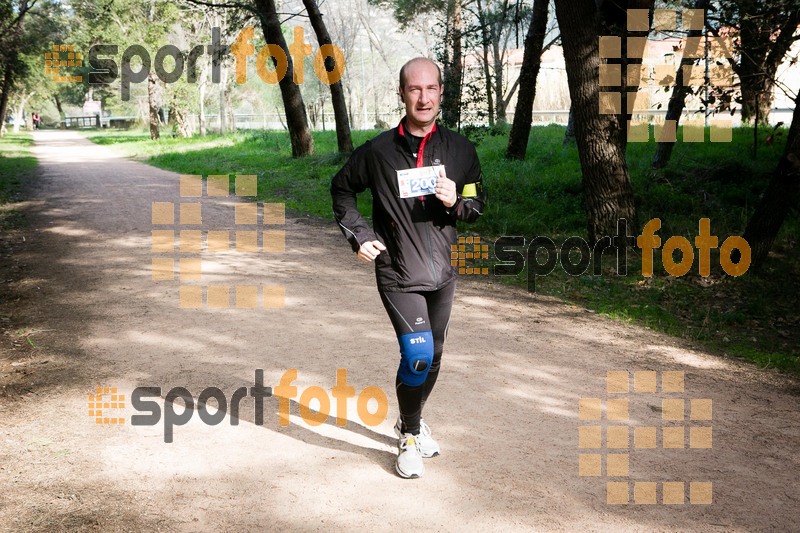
1;130;798;532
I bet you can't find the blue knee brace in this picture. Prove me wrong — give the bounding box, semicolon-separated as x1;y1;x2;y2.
397;330;434;387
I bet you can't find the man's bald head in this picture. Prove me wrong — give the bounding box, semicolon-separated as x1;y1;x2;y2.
399;57;443;90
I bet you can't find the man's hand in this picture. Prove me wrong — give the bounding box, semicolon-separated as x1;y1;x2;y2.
435;169;457;208
358;240;386;263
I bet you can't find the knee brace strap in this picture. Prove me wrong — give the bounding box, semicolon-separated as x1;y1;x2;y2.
397;330;434;387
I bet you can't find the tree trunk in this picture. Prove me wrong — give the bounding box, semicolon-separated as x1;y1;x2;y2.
475;0;494;127
197;49;208;136
0;53;16;137
492;25;506;123
199;82;206;136
739;75;776;127
563;105;575;145
254;0;314;156
54;93;64;121
170;89;192;138
737;8;800;125
652;0;708;169
12;91;33;133
441;0;463;128
148;71;160;140
505;0;549;160
554;0;638;243
218;61;227;134
0;1;26;138
737;18;771;126
741;97;800;269
302;0;352;152
227;90;235;133
597;0;654;147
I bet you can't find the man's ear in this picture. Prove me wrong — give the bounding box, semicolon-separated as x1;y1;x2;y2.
398;87;405;103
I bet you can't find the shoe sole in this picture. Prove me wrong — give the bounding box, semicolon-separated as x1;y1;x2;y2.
395;462;423;479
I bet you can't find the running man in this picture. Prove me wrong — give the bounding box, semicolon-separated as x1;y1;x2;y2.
331;57;486;478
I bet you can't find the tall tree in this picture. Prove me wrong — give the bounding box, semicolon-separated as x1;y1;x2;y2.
651;0;709;169
302;0;352;152
505;0;550;160
597;0;654;146
0;0;37;136
741;95;800;269
188;0;314;155
465;0;532;125
473;0;495;126
252;0;313;156
441;0;463;128
554;0;638;242
721;0;800;125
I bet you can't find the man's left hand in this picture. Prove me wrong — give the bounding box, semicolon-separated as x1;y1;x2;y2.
435;170;457;208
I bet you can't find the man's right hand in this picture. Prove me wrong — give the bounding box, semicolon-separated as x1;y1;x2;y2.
358;240;386;263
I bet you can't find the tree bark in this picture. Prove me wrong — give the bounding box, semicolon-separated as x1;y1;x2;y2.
0;0;29;136
0;61;14;137
554;0;638;243
737;4;800;125
475;0;494;127
563;105;575;144
148;71;160;140
198;81;206;136
505;0;549;160
53;93;64;120
652;0;709;169
12;91;33;133
254;0;314;156
492;24;506;123
218;60;227;134
442;0;463;127
302;0;352;152
741;97;800;269
597;0;653;147
169;88;192;138
441;0;463;128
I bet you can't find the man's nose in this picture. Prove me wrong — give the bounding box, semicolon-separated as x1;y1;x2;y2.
419;91;430;104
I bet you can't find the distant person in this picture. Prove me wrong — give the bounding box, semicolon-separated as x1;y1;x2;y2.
331;57;486;479
32;112;40;130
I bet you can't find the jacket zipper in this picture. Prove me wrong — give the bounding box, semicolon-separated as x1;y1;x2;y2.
415;129;439;286
400;120;441;288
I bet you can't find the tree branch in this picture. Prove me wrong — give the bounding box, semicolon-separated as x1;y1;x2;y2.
183;0;258;15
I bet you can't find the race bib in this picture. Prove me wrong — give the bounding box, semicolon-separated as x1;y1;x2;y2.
397;165;445;198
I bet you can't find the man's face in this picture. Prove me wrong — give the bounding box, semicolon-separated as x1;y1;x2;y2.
399;61;443;132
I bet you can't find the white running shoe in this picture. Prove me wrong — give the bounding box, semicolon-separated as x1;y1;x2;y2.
396;434;425;479
394;417;441;458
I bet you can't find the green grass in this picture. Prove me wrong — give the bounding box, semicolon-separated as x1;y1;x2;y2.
0;133;36;229
82;125;800;373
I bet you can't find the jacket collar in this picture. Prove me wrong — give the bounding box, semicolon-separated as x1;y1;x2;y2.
397;117;438;140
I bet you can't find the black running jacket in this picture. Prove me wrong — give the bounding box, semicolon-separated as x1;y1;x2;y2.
331;120;486;292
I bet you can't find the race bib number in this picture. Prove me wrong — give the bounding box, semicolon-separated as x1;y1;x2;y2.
397;165;445;199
